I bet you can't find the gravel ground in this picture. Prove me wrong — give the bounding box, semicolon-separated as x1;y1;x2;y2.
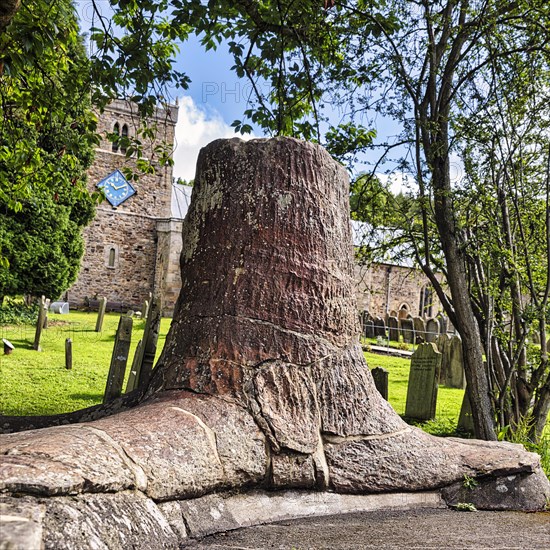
183;508;550;549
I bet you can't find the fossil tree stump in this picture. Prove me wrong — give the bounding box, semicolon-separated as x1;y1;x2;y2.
1;138;549;549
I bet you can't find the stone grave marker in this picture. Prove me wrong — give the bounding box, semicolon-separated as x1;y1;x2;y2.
436;334;452;385
389;309;398;318
405;343;441;420
438;314;448;335
400;318;415;344
33;298;49;351
425;317;440;343
448;335;466;389
397;307;408;320
104;316;133;403
373;316;386;338
413;317;426;341
388;316;399;342
531;331;540;345
50;301;69;314
365;320;375;339
95;297;107;332
371;367;389;400
3;338;14;355
65;338;73;370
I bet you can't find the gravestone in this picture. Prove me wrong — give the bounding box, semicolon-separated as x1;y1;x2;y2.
400;318;415;344
413;317;426;341
95;297;107;332
371;367;389;400
397;307;408;320
405;343;441;420
425;317;440;343
436;334;452;385
104;316;133;403
33;299;48;351
50;301;69;314
531;331;540;345
365;320;375;339
3;338;14;355
65;338;73;370
448;335;466;389
388;316;399;342
437;314;448;335
373;316;386;338
389;309;398;318
458;389;474;434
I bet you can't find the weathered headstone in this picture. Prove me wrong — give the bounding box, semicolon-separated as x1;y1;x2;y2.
3;338;14;355
65;338;73;370
365;320;375;339
413;316;426;341
400;318;415;344
126;300;161;392
103;316;133;403
95;297;107;332
437;314;448;335
142;300;150;319
531;331;540;345
33;301;48;351
398;307;408;320
405;343;441;420
458;389;474;434
448;335;466;389
388;316;399;342
371;367;389;400
50;301;69;314
425;317;440;343
373;316;386;338
436;334;452;385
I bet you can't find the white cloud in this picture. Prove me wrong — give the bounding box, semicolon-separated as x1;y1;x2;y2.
172;96;254;181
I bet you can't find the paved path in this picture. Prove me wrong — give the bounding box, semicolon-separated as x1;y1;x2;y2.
184;508;550;549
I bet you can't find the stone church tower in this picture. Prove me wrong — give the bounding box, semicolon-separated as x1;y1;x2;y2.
68;100;182;313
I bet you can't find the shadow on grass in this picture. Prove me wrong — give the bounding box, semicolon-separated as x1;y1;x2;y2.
68;392;104;401
3;338;34;350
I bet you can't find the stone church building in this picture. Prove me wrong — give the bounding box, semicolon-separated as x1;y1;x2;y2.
68;101;441;319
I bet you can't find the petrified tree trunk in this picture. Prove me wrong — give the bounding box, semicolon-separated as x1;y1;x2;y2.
147;137;403;462
1;138;549;549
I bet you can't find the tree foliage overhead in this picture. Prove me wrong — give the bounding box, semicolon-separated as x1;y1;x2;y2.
0;0;97;299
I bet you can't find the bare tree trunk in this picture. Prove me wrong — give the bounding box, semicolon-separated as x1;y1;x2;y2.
431;156;497;440
0;0;20;34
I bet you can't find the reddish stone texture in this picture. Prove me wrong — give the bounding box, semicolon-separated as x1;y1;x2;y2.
149;137;358;400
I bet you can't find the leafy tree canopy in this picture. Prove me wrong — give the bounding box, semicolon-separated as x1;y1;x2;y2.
0;0;97;298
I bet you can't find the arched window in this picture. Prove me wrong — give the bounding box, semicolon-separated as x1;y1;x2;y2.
419;285;433;318
108;247;116;268
112;123;120;153
106;245;118;269
121;124;129;154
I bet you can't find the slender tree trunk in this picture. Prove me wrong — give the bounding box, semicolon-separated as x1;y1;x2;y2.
0;0;20;33
431;155;497;440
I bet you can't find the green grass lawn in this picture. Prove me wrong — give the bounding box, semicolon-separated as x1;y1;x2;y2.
364;351;466;435
0;311;172;416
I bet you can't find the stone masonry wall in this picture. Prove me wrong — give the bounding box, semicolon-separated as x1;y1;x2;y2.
354;262;442;318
